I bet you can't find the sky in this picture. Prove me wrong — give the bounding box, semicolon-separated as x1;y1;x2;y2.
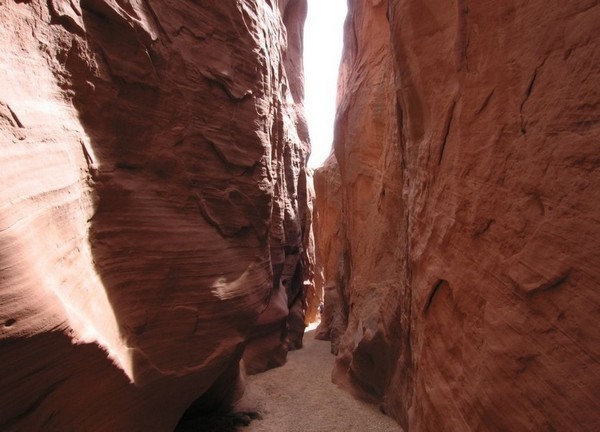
303;0;347;168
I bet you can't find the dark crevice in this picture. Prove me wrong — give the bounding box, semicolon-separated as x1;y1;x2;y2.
527;269;572;295
423;279;447;314
519;57;548;134
438;100;457;165
457;0;469;72
474;218;494;237
79;139;95;170
7;104;24;128
176;411;261;432
175;25;215;41
475;88;495;115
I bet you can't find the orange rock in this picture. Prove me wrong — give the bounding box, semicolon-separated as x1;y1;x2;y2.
0;1;311;430
316;0;600;430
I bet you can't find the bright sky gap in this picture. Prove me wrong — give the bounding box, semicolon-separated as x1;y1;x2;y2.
304;0;347;169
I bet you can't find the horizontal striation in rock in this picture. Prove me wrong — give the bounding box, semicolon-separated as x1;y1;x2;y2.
0;0;312;430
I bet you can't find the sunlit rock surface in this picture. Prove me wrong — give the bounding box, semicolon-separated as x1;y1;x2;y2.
0;0;312;430
316;0;600;430
313;155;346;354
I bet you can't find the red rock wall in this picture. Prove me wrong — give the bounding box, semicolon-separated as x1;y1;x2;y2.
0;0;311;430
313;156;347;352
316;0;600;430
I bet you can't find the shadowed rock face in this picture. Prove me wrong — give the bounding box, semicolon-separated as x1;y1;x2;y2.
316;0;600;431
0;1;312;430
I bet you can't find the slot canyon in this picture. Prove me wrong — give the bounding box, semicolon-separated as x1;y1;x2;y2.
0;0;598;431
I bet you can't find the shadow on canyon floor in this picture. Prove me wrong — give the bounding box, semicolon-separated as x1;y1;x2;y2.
175;410;261;432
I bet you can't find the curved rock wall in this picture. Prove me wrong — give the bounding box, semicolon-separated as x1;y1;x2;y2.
0;0;311;430
316;0;600;430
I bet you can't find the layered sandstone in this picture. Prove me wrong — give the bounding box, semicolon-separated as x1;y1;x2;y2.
0;1;312;431
316;0;600;431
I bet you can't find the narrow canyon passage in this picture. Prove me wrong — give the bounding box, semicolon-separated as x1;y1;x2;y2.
0;1;598;432
174;327;402;432
240;329;401;432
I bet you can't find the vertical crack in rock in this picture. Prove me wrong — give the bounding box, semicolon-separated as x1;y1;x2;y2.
456;0;470;72
519;56;548;134
422;279;447;314
474;88;495;116
5;104;24;128
79;139;95;170
438;99;457;165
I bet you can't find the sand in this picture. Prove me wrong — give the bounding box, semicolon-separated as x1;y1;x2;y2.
237;328;403;432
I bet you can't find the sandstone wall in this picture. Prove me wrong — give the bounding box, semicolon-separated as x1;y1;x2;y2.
0;1;311;430
316;0;600;430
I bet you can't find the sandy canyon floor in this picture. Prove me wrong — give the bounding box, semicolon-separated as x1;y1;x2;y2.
239;328;403;432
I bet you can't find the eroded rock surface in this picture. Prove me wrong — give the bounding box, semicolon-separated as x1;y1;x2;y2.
0;1;312;430
316;0;600;431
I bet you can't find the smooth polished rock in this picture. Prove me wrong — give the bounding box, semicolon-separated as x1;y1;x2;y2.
0;1;311;430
